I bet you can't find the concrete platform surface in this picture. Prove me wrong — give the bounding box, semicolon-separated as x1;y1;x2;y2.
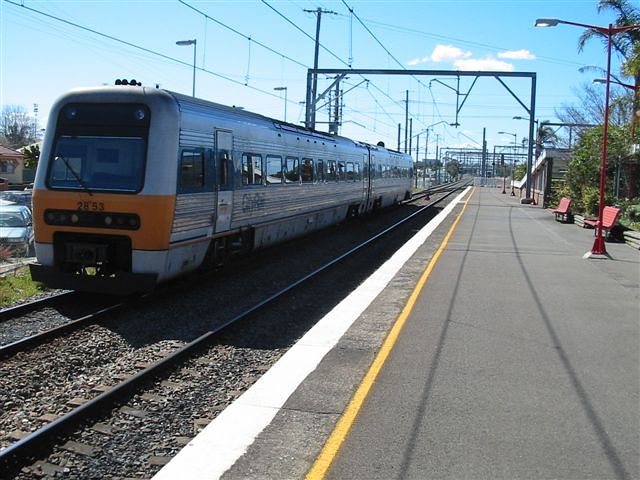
156;187;639;480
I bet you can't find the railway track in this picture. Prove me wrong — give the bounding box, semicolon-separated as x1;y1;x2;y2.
0;181;469;477
0;180;466;356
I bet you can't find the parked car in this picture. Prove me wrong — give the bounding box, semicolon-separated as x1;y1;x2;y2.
0;190;32;209
0;204;34;257
0;177;8;191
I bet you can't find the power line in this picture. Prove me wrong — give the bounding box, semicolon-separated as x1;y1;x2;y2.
178;0;309;70
260;0;349;67
334;13;589;69
3;0;287;101
341;0;406;71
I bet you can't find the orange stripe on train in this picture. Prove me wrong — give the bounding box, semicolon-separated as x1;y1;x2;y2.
32;190;176;250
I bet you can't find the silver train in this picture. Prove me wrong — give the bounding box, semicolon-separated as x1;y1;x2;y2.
29;86;413;294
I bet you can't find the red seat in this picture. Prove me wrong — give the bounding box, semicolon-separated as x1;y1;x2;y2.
583;206;621;239
550;197;572;222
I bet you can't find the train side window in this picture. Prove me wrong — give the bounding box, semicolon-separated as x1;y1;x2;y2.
355;163;361;181
180;148;205;190
301;158;313;183
326;160;336;181
242;153;263;185
266;155;283;184
337;161;346;181
285;156;299;183
316;159;324;182
346;162;355;181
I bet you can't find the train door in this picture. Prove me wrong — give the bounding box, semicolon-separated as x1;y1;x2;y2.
365;150;374;211
215;129;233;232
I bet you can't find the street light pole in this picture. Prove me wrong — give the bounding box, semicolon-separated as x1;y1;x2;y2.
176;39;197;97
273;87;288;122
536;18;640;257
498;131;517;195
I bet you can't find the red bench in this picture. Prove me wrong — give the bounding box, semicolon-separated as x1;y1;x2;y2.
550;197;572;222
583;206;621;239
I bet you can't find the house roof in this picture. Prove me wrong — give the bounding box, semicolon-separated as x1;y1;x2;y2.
0;145;25;158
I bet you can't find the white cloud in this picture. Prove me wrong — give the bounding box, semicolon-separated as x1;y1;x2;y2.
431;44;472;62
497;49;536;60
407;55;431;66
454;57;514;72
407;44;472;66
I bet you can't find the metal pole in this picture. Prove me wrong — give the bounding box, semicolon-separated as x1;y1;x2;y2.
192;40;197;97
424;129;429;188
404;90;409;153
526;75;536;199
311;8;322;129
409;118;413;157
590;25;613;256
415;133;420;189
482;128;486;185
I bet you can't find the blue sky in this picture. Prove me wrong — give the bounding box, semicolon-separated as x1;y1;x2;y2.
0;0;628;157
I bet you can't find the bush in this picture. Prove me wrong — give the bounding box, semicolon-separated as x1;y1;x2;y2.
580;186;601;217
619;200;640;231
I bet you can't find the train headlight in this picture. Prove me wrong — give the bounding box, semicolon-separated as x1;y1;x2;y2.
44;209;140;231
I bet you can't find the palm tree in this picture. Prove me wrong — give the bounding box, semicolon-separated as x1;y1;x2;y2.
537;122;560;148
578;0;640;197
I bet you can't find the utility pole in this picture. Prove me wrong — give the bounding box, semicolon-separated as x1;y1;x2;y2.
404;90;409;153
409;118;413;157
304;7;336;130
482;127;487;180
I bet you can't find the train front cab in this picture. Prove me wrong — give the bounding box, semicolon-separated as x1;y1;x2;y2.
29;89;180;295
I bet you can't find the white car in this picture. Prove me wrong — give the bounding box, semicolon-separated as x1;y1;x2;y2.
0;204;34;257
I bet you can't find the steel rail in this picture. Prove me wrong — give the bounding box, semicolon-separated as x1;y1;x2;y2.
0;179;469;360
0;291;76;322
0;301;128;359
0;183;468;473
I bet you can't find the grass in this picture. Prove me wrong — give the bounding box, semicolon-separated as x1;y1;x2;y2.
0;266;47;307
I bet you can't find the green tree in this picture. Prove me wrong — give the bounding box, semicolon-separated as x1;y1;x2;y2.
446;160;460;180
20;144;40;170
0;105;36;149
563;125;634;215
577;0;640;198
537;122;560;148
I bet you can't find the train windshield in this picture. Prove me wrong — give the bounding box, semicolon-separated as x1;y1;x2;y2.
48;135;145;193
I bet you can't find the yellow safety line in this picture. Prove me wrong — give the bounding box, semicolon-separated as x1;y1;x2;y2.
305;187;475;480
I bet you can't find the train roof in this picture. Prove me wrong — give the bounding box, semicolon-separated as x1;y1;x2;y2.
51;85;409;159
166;89;408;157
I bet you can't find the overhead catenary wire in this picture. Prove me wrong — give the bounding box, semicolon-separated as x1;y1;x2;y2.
3;0;286;101
5;0;524;146
178;0;309;70
260;0;349;68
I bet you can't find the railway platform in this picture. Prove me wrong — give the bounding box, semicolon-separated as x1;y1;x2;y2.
154;186;639;480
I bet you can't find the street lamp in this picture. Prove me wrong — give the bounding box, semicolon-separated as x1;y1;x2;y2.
273;86;288;122
536;18;640;257
176;39;197;97
593;78;639;91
